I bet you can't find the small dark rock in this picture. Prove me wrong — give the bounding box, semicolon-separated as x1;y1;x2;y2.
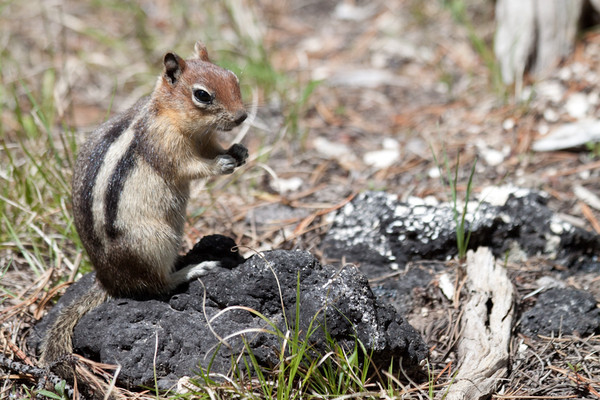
519;287;600;336
370;263;444;316
30;237;427;390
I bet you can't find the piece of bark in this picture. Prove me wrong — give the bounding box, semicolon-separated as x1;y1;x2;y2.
531;119;600;152
442;247;515;400
494;0;584;86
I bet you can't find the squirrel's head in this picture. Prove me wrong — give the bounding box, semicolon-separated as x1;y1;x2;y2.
155;41;247;133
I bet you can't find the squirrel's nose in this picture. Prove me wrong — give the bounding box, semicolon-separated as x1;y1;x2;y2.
234;110;247;126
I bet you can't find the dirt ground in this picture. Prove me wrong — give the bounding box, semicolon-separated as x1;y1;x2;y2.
1;0;600;398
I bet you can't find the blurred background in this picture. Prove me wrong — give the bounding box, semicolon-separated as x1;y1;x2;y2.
2;0;599;261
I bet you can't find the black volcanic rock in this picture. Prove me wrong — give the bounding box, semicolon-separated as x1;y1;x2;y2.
30;236;427;389
322;190;600;277
519;287;600;336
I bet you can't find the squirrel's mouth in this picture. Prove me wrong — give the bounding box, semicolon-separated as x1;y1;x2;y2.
219;125;235;132
218;111;247;132
218;120;244;132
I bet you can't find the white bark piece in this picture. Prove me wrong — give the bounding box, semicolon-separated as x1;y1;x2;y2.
574;185;600;211
438;272;455;301
532;119;600;152
363;138;400;169
564;92;590;119
441;247;515;400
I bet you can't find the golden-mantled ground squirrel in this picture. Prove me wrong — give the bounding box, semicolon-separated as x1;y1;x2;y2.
40;42;248;376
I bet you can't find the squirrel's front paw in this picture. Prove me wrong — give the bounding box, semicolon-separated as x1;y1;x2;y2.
216;155;237;174
226;143;248;167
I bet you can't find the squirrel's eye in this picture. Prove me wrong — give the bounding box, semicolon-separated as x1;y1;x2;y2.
193;89;212;104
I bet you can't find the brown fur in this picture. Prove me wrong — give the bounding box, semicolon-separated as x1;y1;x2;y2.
40;42;248;395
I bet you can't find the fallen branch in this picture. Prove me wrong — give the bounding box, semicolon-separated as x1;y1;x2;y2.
0;353;75;398
442;247;515;400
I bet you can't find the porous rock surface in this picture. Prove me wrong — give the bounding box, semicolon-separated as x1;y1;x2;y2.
30;236;427;389
322;189;600;335
520;287;600;336
322;189;599;276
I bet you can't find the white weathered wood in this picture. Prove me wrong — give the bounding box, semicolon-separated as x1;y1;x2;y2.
494;0;535;87
535;0;583;77
494;0;584;86
532;119;600;152
441;247;515;400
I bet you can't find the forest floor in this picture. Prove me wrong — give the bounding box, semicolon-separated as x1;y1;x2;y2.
1;0;599;399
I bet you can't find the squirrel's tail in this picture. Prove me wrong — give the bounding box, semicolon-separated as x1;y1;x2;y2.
40;278;108;371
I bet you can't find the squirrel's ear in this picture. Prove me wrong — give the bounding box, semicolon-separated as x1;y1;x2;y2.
163;52;186;85
193;41;210;62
